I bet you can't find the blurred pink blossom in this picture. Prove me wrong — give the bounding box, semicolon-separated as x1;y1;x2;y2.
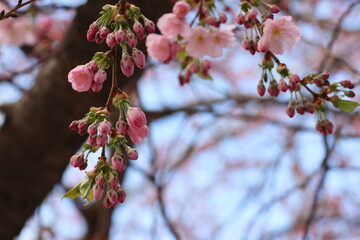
157;13;190;40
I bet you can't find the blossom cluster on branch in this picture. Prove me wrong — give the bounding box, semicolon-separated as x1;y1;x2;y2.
63;0;360;207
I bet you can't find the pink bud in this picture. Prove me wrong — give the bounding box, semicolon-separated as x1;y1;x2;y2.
206;16;217;26
95;33;103;44
244;20;252;29
111;153;127;172
107;190;119;204
94;69;107;84
109;174;119;189
115;29;126;44
96;173;105;186
87;135;97;146
78;130;87;136
126;32;138;48
103;197;112;208
99;27;110;39
78;120;88;131
286;105;295;118
89;22;99;34
69;120;79;130
78;162;88;171
247;9;257;20
87;30;96;42
106;33;116;48
127;147;138;160
316;120;326;134
202;60;211;71
296;104;305;115
88;61;98;72
269;5;280;13
278;79;288;92
91;82;103;93
268;80;280;97
96;134;108;147
98;120;111;135
305;104;315;114
117;187;126;203
345;91;355;98
189;62;199;73
235;13;245;25
324;119;333;134
87;123;98;136
288;81;297;91
242;37;251;50
144;19;156;33
116;119;128;135
320;72;329;80
133;21;145;38
121;53;134;77
257;80;266;97
132;48;145;69
172;1;191;18
290;74;300;84
93;185;104;200
70;152;84;168
313;77;323;85
219;12;227;23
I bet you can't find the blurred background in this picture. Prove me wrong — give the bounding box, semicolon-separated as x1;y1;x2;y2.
1;0;360;239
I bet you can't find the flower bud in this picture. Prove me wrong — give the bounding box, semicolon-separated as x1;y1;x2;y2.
78;120;88;131
126;32;137;48
87;123;98;136
324;119;333;134
206;16;217;26
345;91;355;98
96;173;105;186
189;62;200;73
99;27;110;39
103;197;112;208
95;32;103;44
91;82;103;93
70;152;84;168
94;69;107;84
290;74;300;84
296;104;305;115
111;153;127;172
115;29;126;44
106;33;116;48
340;80;354;89
242;37;251;50
126;147;138;160
173;1;191;18
116;119;127;135
109;174;119;189
305;104;315;114
132;48;145;69
288;81;297;92
278;78;288;92
88;22;99;35
93;185;104;200
96;134;108;147
320;72;329;80
69;120;79;130
235;13;245;25
247;9;257;21
87;30;96;42
87;136;96;146
99;120;111;135
268;80;279;97
117;187;126;203
121;53;134;77
202;60;211;71
144;19;155;33
88;61;98;72
107;190;119;204
286;105;295;118
257;80;266;97
219;12;227;23
269;5;280;13
133;20;145;36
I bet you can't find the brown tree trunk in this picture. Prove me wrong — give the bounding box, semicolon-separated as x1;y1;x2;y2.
0;0;171;239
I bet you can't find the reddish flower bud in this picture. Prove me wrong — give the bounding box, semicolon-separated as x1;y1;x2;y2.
340;80;354;89
305;104;315;114
269;5;280;13
88;61;98;72
206;16;217;26
95;32;103;44
91;82;103;93
87;123;98;136
296;104;305;115
107;190;119;204
69;120;79;130
202;60;211;71
320;72;329;80
78;120;88;131
115;29;126;44
133;20;145;36
290;74;300;84
126;32;137;48
132;48;145;69
116;119;127;135
247;9;257;21
94;69;107;84
87;135;97;146
286;105;295;118
268;80;280;97
144;19;155;33
235;13;245;25
93;185;104;200
288;81;297;92
96;134;108;147
88;22;99;34
257;80;266;97
98;120;111;135
78;130;87;136
316;120;326;134
70;152;84;168
345;91;355;98
121;53;134;77
312;77;323;85
242;37;251;50
96;173;105;186
127;147;138;160
244;20;252;29
99;27;110;39
106;33;116;48
109;174;119;189
103;197;112;208
219;12;227;23
117;187;126;203
86;30;96;42
278;78;288;92
189;62;200;73
324;119;334;134
111;153;127;172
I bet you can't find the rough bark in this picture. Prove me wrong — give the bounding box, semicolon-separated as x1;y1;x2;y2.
0;0;171;239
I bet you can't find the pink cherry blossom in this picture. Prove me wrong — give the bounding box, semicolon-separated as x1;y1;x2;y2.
157;13;190;40
172;1;191;19
209;27;236;57
127;125;149;144
146;34;172;63
127;107;147;129
185;26;213;58
68;65;94;92
257;16;301;55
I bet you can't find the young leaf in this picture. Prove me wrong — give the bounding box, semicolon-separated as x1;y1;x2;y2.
79;177;95;204
9;14;18;18
62;183;81;200
0;10;5;17
331;99;360;113
197;72;213;80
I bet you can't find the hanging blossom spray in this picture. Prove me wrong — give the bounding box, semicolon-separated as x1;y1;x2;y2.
146;0;360;134
64;0;154;208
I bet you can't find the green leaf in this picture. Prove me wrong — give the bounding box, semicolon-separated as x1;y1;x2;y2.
331;99;360;113
177;51;187;61
197;72;213;80
79;177;95;205
62;183;81;200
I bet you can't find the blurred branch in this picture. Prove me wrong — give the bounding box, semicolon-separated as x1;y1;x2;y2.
0;0;37;21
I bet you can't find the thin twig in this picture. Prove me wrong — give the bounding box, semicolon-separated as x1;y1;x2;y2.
0;0;37;21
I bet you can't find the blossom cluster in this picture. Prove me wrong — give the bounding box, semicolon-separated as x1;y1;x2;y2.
65;1;151;207
146;1;236;84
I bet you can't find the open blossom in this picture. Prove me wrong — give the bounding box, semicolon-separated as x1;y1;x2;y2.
172;1;191;18
185;26;213;58
127;125;149;144
68;65;94;92
146;34;172;62
157;13;190;40
126;107;149;144
257;16;300;55
209;27;236;57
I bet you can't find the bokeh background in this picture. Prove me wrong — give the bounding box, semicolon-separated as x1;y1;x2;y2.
1;0;360;239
